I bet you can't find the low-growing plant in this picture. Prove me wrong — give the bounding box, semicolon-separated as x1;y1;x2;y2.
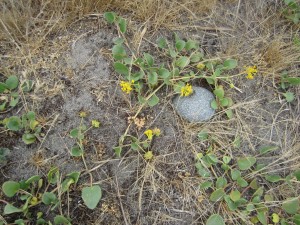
1;111;42;144
69;112;100;157
283;0;300;24
197;131;300;225
0;75;34;112
0;147;10;167
0;168;80;224
278;70;300;102
114;127;160;158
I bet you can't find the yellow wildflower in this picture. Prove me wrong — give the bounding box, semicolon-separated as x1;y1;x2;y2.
229;83;235;88
271;213;279;223
244;65;258;80
91;120;100;128
120;80;134;94
152;128;161;136
144;129;153;140
196;63;205;70
180;83;193;97
79;111;87;118
144;151;153;160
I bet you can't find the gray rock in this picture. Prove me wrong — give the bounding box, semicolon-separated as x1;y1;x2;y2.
173;86;215;122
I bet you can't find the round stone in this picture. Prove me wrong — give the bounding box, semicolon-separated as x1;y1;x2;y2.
173;86;215;122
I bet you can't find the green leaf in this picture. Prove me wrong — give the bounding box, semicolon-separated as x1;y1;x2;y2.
148;94;159;107
223;59;237;70
259;145;278;155
14;219;25;225
200;181;213;190
282;198;299;214
104;12;116;24
4;204;22;214
210;188;225;202
21;80;34;92
287;77;300;85
231;169;241;180
0;82;8;93
293;214;300;225
253;187;264;197
6;76;19;90
210;100;218;110
6;116;22;131
220;98;229;107
185;40;198;51
2;181;20;197
158;68;170;78
265;174;281;183
22;133;36;144
175;56;190;68
257;212;267;225
148;72;158;85
54;215;70;225
114;62;129;76
216;177;227;188
48;167;59;184
143;53;154;66
71;146;83;157
42;192;58;205
237;177;248;187
198;130;208;141
118;18;127;33
225;109;233;119
114;146;122;157
70;129;79;138
157;37;167;49
175;40;185;52
27;111;35;121
26;175;41;184
230;190;241;202
82;185;102;209
9;97;19;107
195;162;211;178
294;170;300;181
206;214;225;225
222;156;231;164
190;52;203;63
237;157;256;170
213;86;224;99
283;92;294;102
112;44;127;60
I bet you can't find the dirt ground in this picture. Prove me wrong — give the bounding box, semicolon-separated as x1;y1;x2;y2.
0;0;300;225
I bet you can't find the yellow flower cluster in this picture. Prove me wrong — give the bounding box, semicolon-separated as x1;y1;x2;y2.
144;151;153;160
196;63;205;70
144;128;161;140
91;120;100;128
120;80;134;94
244;66;258;80
180;83;193;97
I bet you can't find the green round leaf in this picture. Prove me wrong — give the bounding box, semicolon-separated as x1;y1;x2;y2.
190;52;203;62
223;59;237;70
2;181;20;197
210;188;225;202
148;72;158;85
6;76;19;90
112;44;127;60
206;214;225;225
200;181;213;190
237;157;256;170
283;92;294;102
237;177;248;187
185;40;198;51
143;53;154;67
211;100;218;110
216;177;227;189
71;146;83;157
42;192;58;205
157;37;167;49
6;116;22;131
114;62;129;76
265;174;281;183
282;198;299;215
82;185;102;209
4;204;22;215
293;214;300;224
22;133;36;145
175;40;186;52
213;86;225;99
54;215;70;225
104;12;116;24
158;68;170;78
175;56;190;68
231;169;241;180
230;190;241;202
148;94;159;107
118;18;127;33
